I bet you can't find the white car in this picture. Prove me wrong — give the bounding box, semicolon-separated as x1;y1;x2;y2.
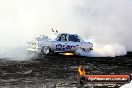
26;33;93;55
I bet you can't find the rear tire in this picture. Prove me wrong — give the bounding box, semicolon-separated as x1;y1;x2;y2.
75;48;85;56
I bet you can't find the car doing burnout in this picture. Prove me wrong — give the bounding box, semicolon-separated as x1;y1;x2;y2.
26;33;93;55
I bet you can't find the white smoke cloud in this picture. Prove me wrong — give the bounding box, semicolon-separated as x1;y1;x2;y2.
72;0;132;51
0;0;131;60
76;42;127;57
0;47;34;61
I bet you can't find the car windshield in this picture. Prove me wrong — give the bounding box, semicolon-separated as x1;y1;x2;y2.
69;35;80;42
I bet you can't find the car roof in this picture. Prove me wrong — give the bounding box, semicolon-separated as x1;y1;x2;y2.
55;33;84;42
59;33;78;36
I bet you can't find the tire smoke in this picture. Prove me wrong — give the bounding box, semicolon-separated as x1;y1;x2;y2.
76;42;127;57
0;0;131;60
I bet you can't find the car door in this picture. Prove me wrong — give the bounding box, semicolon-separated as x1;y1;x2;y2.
67;34;81;52
53;34;69;52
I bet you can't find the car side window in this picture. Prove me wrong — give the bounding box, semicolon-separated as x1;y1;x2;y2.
57;34;67;42
57;35;61;41
69;35;80;42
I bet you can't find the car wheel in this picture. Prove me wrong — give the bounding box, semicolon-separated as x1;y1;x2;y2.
75;47;85;56
42;46;51;55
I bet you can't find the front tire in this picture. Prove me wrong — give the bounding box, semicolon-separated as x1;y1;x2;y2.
41;46;51;55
